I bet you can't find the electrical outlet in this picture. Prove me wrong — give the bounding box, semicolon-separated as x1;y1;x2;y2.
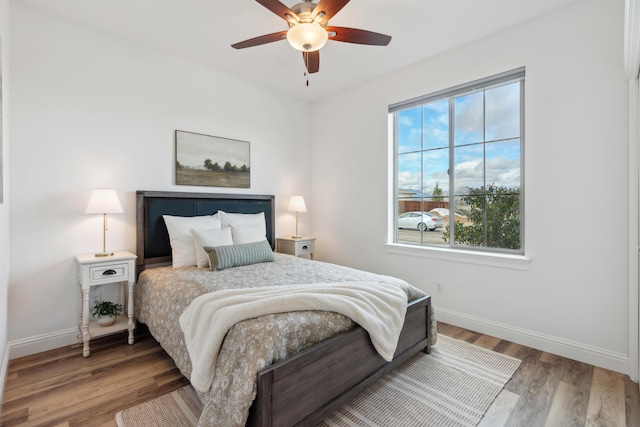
436;282;444;294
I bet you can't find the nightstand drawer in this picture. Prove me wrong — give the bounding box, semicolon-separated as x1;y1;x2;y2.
297;241;314;255
89;263;129;284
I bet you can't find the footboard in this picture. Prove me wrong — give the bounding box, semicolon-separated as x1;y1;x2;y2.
247;295;431;427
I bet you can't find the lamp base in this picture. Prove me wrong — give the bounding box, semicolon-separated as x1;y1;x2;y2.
291;235;303;239
94;252;114;257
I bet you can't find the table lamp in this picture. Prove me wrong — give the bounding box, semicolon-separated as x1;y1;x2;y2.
85;189;123;257
288;196;307;239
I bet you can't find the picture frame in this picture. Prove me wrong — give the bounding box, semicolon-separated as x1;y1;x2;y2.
175;130;250;188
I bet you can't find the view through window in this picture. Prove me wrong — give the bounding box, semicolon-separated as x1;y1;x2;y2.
391;68;524;253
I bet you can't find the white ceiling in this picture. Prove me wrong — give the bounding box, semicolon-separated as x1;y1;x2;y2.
18;0;584;102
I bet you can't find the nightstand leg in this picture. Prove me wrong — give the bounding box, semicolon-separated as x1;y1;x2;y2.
127;281;135;345
81;289;91;357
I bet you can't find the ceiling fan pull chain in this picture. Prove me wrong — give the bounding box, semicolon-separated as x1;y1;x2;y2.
304;52;309;86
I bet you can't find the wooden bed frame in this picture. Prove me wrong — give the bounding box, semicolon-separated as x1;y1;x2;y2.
136;190;431;427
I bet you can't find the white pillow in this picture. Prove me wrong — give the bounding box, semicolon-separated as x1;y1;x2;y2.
230;225;266;244
190;227;234;268
218;211;267;243
163;214;221;267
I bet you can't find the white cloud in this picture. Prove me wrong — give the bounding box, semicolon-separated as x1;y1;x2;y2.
398;171;421;190
453;156;520;190
486;83;520;140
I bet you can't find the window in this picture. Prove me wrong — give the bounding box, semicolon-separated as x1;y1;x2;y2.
390;68;524;254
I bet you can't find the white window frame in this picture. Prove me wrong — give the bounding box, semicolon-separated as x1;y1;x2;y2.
388;68;528;264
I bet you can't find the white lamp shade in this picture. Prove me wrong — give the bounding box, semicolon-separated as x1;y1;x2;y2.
286;22;328;52
288;196;307;213
85;189;123;214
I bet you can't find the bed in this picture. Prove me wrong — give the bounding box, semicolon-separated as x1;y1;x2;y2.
134;190;435;427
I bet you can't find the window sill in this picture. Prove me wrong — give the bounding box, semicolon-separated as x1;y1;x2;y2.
384;243;531;270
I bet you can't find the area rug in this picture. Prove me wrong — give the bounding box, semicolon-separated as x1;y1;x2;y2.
115;335;520;427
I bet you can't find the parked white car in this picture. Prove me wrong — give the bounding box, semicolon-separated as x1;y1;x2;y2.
398;211;444;231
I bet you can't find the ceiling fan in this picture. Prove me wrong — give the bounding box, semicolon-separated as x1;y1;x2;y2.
231;0;391;77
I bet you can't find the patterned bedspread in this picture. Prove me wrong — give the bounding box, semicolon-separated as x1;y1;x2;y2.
135;253;436;427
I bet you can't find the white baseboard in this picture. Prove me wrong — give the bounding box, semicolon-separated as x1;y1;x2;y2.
8;327;79;360
436;308;632;377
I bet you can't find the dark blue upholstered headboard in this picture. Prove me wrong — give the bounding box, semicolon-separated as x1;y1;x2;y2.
136;190;275;272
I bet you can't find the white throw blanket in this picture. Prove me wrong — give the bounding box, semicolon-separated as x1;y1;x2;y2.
179;281;408;393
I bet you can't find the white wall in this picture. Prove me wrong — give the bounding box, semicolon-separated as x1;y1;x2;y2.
0;0;10;404
312;0;632;375
8;3;313;357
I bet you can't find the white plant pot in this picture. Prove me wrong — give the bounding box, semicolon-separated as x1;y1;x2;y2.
97;315;116;327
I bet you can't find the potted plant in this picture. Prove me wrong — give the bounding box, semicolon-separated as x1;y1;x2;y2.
91;300;123;327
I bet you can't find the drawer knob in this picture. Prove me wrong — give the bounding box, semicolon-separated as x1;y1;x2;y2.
302;245;308;250
102;269;117;276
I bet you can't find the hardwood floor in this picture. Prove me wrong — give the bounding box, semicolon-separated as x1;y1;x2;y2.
1;323;639;426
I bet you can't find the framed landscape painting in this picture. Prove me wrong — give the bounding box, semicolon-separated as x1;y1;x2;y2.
175;130;250;188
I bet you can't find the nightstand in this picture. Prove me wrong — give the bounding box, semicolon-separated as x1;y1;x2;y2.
76;251;137;357
276;236;316;260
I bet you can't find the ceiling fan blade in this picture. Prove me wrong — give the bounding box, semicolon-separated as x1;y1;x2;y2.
325;26;391;46
231;31;288;49
312;0;350;22
303;51;320;74
256;0;299;22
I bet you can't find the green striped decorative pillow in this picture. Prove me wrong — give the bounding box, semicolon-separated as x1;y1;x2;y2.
204;240;275;271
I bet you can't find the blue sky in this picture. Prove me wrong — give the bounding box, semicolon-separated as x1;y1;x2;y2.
397;81;521;196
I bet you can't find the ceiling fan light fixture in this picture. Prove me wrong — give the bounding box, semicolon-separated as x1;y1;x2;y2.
286;22;328;52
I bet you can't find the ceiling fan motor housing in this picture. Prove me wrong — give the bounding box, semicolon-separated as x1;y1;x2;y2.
291;1;319;21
